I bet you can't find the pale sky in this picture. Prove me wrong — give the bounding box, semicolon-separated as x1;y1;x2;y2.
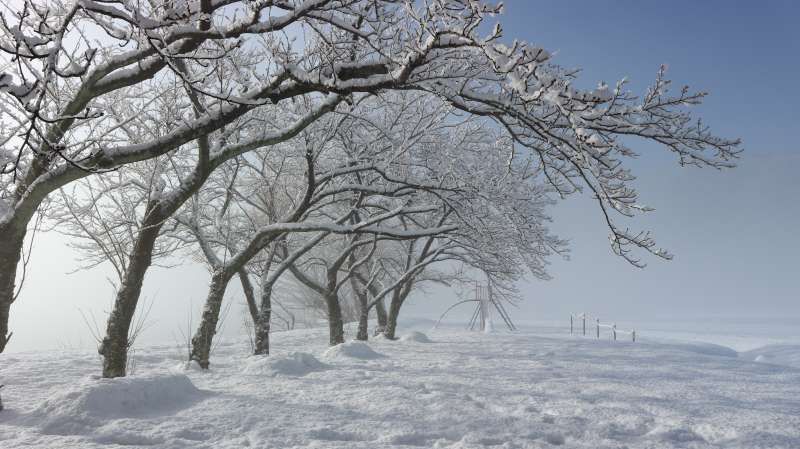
7;1;800;352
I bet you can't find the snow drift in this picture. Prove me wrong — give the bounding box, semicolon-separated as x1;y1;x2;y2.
323;341;385;360
658;341;738;358
30;374;205;435
242;352;328;376
400;331;433;343
741;344;800;368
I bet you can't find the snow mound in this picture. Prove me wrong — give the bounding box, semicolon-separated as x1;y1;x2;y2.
741;344;800;368
323;341;385;360
400;331;433;343
243;352;328;376
660;341;738;358
172;359;204;372
32;374;204;434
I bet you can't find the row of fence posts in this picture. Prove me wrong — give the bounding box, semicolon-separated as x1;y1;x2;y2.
570;313;636;342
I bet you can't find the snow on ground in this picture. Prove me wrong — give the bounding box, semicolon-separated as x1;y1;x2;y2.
740;345;800;369
400;331;433;343
242;352;329;377
1;322;800;449
323;340;385;361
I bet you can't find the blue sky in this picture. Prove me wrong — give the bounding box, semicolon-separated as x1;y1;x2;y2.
499;0;798;154
448;0;800;320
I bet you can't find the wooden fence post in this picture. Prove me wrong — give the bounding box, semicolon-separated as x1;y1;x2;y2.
572;315;635;343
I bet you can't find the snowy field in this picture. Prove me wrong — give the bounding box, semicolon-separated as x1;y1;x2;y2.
1;321;800;449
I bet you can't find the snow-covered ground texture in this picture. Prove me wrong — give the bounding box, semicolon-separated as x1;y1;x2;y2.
2;322;800;449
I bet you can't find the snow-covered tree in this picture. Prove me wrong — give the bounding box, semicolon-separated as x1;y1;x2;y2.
0;0;740;356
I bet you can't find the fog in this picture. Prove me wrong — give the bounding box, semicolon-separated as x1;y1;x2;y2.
8;150;797;352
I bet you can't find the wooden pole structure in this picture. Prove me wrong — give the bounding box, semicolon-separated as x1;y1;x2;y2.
485;278;493;331
582;314;586;336
596;318;600;339
612;324;617;341
480;284;487;331
570;315;573;335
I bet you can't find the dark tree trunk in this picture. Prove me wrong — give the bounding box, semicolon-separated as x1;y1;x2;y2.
253;307;271;355
238;269;259;325
326;294;345;346
353;286;369;341
253;279;272;356
190;270;233;368
384;282;412;340
349;273;369;341
0;225;25;354
374;298;387;335
356;310;369;341
385;293;402;340
98;218;164;378
253;243;280;355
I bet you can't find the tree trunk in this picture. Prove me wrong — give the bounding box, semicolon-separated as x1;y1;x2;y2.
253;271;273;355
253;306;271;355
384;292;402;340
238;270;259;325
98;219;163;378
374;298;387;335
190;270;233;368
356;310;369;341
353;286;370;341
326;294;345;346
253;242;281;355
0;226;26;354
384;283;412;340
350;276;370;341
